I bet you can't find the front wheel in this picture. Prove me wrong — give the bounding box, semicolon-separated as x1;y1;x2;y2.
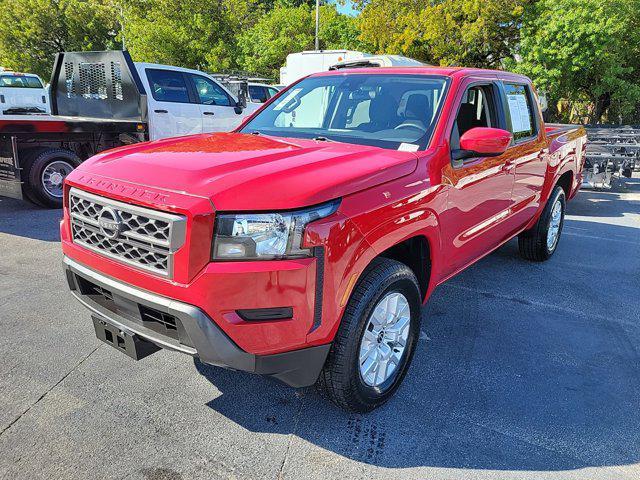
518;185;566;261
316;258;422;412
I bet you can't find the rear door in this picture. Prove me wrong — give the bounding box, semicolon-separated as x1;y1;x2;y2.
441;77;517;275
144;68;202;140
187;73;242;132
501;81;548;221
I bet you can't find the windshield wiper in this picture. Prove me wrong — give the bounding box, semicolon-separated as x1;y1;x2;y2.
313;136;332;142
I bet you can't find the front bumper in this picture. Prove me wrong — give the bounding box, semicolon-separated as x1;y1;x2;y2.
64;256;330;387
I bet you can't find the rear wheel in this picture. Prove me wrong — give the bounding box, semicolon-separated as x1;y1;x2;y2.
518;185;566;261
316;258;422;412
22;148;81;208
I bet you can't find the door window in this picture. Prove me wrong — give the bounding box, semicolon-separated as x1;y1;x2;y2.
451;85;498;150
249;85;268;103
191;75;232;106
146;69;190;103
267;87;279;98
504;83;536;140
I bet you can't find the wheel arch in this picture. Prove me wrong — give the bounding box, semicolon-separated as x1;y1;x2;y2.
305;202;442;347
346;214;442;307
556;170;573;198
377;235;432;300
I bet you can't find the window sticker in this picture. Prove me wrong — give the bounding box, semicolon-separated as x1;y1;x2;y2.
507;93;532;133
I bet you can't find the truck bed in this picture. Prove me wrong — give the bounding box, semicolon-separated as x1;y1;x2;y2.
0;114;144;134
545;123;581;136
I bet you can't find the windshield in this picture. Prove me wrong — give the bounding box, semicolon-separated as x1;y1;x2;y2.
240;74;449;150
0;75;44;89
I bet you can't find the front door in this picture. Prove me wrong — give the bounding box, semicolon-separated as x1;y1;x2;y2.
440;80;517;276
188;74;243;132
145;68;202;140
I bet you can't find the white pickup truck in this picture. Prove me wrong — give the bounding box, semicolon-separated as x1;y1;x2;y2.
0;51;261;208
0;70;51;115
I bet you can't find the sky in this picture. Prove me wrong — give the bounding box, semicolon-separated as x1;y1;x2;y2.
330;0;358;16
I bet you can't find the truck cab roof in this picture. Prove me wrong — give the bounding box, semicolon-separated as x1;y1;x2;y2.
311;66;534;84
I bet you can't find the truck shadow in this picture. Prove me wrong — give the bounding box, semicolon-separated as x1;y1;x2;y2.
0;197;61;242
194;218;640;472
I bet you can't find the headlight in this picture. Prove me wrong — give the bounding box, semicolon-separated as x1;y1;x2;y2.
212;200;340;260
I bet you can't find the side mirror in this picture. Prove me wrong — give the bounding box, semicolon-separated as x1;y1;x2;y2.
452;127;512;161
236;84;248;111
234;101;244;115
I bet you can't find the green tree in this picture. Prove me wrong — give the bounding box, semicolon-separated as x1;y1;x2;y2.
356;0;426;60
357;0;529;67
513;0;640;123
0;0;120;79
237;3;363;78
122;0;263;72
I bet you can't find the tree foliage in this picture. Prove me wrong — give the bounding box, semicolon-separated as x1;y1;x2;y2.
0;0;120;78
121;0;264;72
511;0;640;123
1;0;639;123
237;3;362;77
357;0;529;67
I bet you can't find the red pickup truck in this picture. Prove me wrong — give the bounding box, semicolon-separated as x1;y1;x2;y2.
61;67;586;412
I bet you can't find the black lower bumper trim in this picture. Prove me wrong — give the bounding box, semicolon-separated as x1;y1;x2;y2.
64;256;330;387
255;343;331;388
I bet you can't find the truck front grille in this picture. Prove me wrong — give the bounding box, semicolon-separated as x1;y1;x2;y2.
69;188;186;277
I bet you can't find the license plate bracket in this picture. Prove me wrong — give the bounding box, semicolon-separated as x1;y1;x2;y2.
92;316;160;360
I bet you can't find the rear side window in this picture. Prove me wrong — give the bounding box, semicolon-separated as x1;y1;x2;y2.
146;69;190;103
504;83;536;140
0;75;43;88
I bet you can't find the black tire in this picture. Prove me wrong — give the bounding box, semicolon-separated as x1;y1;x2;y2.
518;185;566;261
18;148;48;205
21;148;81;208
317;258;422;412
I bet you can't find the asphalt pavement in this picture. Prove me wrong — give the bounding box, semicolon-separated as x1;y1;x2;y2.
0;176;639;480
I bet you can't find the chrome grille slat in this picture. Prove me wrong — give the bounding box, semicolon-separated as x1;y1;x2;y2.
69;187;186;277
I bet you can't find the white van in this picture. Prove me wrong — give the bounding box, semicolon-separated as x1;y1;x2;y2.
0;70;50;114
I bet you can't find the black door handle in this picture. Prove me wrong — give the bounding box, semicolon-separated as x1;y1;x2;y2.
154;109;168;113
203;111;215;116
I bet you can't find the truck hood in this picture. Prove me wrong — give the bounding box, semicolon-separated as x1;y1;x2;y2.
75;133;418;210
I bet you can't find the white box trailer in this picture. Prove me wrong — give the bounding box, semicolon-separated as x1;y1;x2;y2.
279;51;425;85
279;50;368;85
